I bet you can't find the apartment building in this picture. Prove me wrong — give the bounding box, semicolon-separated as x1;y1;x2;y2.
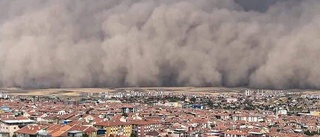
0;118;35;137
132;120;162;137
94;120;132;137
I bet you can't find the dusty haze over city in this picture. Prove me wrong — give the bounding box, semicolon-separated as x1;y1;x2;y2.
0;0;319;89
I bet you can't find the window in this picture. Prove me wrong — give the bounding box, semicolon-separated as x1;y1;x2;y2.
14;127;16;129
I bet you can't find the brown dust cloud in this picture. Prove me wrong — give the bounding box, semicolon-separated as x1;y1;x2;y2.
0;0;319;89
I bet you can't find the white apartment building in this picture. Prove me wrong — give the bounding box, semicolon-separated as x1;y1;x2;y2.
0;119;35;137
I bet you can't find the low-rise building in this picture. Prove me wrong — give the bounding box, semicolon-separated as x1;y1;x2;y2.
132;120;162;137
94;120;132;137
14;125;47;137
0;118;36;137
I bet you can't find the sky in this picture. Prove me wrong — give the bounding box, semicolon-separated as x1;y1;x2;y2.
0;0;319;89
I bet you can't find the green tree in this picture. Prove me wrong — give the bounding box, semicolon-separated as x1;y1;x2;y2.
82;133;89;137
12;134;17;137
207;100;213;108
130;133;138;137
304;130;314;136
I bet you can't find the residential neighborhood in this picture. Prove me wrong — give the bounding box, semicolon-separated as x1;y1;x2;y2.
0;89;319;137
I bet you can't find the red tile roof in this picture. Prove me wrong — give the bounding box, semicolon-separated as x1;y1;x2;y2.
15;125;47;135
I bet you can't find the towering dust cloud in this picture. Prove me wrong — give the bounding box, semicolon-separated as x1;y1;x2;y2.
0;0;319;89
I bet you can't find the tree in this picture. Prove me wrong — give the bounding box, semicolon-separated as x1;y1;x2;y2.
130;133;138;137
208;100;213;108
304;130;313;136
82;133;89;137
12;134;17;137
190;97;196;102
122;113;128;117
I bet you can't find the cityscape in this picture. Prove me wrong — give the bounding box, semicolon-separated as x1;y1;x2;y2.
0;88;319;137
1;0;320;137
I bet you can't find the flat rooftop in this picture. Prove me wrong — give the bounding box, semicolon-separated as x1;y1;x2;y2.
1;119;35;124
